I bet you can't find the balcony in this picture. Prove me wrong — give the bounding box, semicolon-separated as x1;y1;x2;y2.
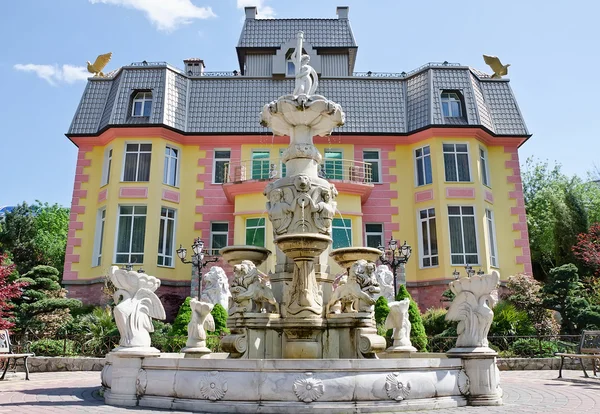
222;158;374;202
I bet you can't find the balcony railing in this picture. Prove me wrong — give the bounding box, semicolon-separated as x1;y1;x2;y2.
223;158;373;184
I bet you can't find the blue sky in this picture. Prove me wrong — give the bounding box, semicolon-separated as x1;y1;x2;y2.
1;0;598;208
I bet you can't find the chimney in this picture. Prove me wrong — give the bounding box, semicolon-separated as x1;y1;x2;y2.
336;6;349;19
183;58;205;76
245;6;257;20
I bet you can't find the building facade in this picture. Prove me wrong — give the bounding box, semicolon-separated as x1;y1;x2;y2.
64;6;531;316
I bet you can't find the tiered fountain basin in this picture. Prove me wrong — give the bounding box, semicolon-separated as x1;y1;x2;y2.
330;246;383;271
275;233;331;259
219;245;271;266
102;354;474;413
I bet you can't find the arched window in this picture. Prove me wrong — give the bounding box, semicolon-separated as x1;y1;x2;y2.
440;91;463;118
132;91;153;117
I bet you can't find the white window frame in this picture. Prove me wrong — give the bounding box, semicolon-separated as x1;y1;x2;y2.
131;91;153;117
441;91;463;118
212;149;231;184
447;205;480;266
364;223;384;249
157;207;176;267
245;217;266;247
122;142;152;182
443;142;472;183
92;207;106;267
210;222;229;255
163;145;180;187
417;208;439;268
101;147;112;187
414;145;433;187
251;149;271;180
279;148;287;179
485;209;499;268
332;218;352;249
324;148;344;180
114;205;147;265
363;149;382;183
479;146;491;187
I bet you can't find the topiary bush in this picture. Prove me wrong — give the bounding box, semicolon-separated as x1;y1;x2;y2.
170;297;192;336
509;338;558;358
210;303;228;335
31;338;76;356
395;285;428;351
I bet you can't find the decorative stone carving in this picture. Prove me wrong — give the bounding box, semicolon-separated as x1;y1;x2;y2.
458;369;471;396
182;299;215;354
375;265;394;302
312;188;336;235
446;271;500;350
293;372;324;403
199;371;228;401
281;144;322;164
136;369;147;396
200;266;231;310
384;372;411;401
110;266;166;352
267;188;293;235
385;299;416;352
220;332;247;357
326;259;378;314
230;260;278;315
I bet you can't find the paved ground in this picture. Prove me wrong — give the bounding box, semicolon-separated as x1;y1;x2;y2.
1;370;599;413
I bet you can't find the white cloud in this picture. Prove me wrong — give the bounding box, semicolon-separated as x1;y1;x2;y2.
89;0;216;32
13;63;89;86
237;0;276;19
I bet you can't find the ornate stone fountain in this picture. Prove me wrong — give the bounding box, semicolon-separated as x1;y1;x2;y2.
101;32;503;412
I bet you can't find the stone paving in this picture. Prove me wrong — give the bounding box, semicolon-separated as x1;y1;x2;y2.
1;370;599;413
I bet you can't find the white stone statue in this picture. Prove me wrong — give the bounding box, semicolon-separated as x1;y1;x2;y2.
110;266;166;352
182;298;215;355
230;260;279;315
311;188;336;235
291;32;318;96
326;259;378;314
445;271;500;351
267;188;293;235
385;299;416;352
200;266;231;310
375;265;394;302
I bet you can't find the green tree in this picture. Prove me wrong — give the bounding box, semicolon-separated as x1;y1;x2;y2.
541;264;600;333
0;254;27;330
0;201;70;275
522;159;600;280
169;297;228;336
395;285;428;351
11;265;81;336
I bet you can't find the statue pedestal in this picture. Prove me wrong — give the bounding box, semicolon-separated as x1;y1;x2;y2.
447;351;503;406
182;346;212;358
111;346;161;357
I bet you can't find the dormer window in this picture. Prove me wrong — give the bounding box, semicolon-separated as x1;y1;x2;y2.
285;49;296;76
441;91;463;118
132;91;152;117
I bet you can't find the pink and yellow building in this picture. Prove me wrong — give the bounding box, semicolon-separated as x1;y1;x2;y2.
64;6;531;316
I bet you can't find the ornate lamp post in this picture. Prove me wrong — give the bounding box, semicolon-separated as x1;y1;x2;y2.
378;237;412;299
176;238;219;298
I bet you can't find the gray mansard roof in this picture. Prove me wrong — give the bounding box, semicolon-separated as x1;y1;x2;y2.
68;63;529;137
237;18;357;48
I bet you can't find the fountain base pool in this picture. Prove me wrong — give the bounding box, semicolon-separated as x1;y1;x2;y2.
102;352;501;413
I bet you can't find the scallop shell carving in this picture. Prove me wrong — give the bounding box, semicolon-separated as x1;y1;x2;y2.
458;369;471;396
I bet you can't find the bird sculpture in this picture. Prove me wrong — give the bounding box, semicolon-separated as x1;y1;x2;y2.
87;52;113;77
483;55;510;79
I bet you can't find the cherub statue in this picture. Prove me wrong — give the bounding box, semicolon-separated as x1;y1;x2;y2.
110;266;166;350
267;188;293;235
326;259;377;315
385;299;416;352
230;260;279;315
291;54;318;97
354;260;380;312
183;298;215;353
312;189;336;235
200;266;231;310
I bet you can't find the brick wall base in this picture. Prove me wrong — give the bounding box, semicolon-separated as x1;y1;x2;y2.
407;283;451;312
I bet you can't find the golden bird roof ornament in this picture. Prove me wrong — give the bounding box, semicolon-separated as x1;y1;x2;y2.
483;55;510;79
87;52;113;77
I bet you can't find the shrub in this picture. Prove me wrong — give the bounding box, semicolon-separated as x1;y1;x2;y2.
210;303;228;335
31;338;76;356
490;301;536;337
374;296;390;327
509;338;558;358
395;285;427;351
422;308;454;337
170;297;192;336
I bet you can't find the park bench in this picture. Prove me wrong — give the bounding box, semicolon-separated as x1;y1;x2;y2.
556;330;600;378
0;330;33;380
